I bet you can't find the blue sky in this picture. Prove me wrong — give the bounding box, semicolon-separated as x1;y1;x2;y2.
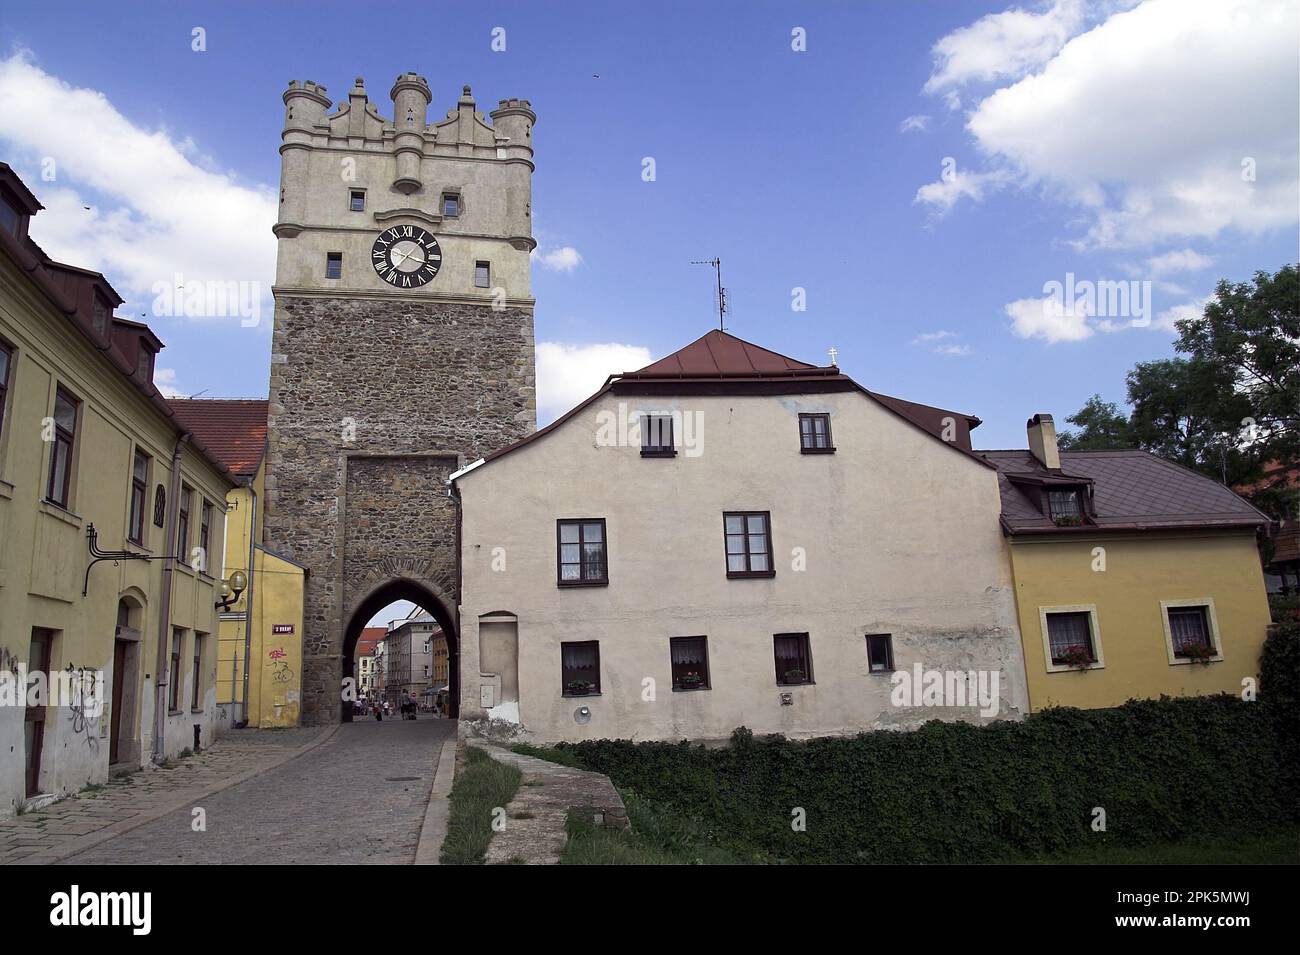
1;0;1294;625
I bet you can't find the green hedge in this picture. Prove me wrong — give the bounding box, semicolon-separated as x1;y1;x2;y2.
554;695;1291;864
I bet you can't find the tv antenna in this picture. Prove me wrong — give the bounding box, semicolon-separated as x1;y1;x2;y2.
692;257;727;331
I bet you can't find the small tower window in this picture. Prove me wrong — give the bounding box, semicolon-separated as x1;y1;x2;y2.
326;252;342;279
442;194;460;218
349;190;365;212
474;261;490;289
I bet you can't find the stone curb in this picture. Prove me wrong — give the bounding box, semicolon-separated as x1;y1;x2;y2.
22;724;341;865
414;738;458;864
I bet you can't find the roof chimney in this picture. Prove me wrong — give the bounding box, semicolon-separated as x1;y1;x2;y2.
1026;413;1060;470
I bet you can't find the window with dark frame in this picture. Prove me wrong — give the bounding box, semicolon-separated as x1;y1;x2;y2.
799;413;834;453
443;194;460;217
199;501;212;572
724;511;774;577
474;260;490;288
191;634;203;710
641;414;675;456
169;628;184;712
866;634;894;673
325;252;342;279
1048;488;1084;523
177;486;191;559
670;636;710;690
1045;611;1096;666
349;190;365;212
46;387;79;508
128;450;149;544
561;640;600;695
774;632;813;685
0;339;12;445
1168;606;1214;657
557;519;608;586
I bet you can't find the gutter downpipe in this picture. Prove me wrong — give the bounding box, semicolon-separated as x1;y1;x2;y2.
238;483;258;727
152;432;191;763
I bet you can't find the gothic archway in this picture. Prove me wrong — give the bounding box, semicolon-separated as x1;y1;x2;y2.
341;577;459;723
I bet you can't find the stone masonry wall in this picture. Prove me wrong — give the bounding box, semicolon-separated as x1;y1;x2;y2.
264;295;535;724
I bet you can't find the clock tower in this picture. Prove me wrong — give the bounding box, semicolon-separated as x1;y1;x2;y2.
263;74;537;724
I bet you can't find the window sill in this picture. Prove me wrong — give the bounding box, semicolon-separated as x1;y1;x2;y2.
557;579;609;589
800;447;836;455
39;499;82;528
0;478;13;501
640;449;677;458
672;685;710;692
562;692;602;699
123;539;153;556
1045;662;1105;674
168;709;183;716
1169;656;1223;666
726;571;776;580
190;708;204;715
776;681;814;688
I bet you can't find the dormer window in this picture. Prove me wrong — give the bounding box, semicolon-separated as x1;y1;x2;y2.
1048;488;1085;526
0;197;18;236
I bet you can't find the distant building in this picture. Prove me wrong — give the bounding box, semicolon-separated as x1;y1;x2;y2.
353;627;385;699
383;607;435;705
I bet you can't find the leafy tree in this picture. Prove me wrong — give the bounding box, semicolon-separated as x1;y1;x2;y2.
1057;395;1135;450
1056;265;1298;514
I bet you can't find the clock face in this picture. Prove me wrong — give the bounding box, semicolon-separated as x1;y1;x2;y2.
371;225;441;288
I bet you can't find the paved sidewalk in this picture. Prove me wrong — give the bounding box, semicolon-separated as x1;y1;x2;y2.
0;726;332;865
60;717;454;864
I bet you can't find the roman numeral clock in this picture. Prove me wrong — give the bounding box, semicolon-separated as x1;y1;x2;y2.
371;224;442;288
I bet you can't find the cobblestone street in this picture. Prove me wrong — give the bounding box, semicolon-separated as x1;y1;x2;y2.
2;718;454;865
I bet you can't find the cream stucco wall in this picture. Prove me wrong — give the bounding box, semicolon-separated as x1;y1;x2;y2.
456;389;1028;743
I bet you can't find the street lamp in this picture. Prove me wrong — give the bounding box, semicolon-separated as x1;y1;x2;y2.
215;569;248;611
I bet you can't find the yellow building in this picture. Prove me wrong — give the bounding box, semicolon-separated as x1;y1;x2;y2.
0;164;238;814
168;400;306;729
984;415;1273;712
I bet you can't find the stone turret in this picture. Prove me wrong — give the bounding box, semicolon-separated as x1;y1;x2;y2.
276;80;331;238
390;72;431;194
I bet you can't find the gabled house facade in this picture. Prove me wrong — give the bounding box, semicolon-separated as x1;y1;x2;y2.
982;414;1273;712
453;331;1028;743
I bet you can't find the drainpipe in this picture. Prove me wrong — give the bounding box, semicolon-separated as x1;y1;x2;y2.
238;483;258;727
153;433;191;763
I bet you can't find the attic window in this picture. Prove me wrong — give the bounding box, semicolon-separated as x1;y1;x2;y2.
0;196;18;236
1047;488;1085;526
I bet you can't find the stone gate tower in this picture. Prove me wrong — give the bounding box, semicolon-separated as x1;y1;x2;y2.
263;74;537;724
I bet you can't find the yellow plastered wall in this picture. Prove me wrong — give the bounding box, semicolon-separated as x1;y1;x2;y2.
214;465;304;728
1007;531;1271;711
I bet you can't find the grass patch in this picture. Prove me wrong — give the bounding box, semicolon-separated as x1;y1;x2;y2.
439;747;522;865
561;790;751;865
511;742;585;768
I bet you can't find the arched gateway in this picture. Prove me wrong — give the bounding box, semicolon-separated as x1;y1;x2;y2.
261;73;537;724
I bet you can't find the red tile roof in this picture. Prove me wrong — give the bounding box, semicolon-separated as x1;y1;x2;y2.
627;329;823;378
466;330;990;470
355;627;386;658
167;399;268;479
981;448;1269;535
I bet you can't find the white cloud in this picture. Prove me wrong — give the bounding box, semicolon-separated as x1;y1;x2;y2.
961;0;1299;249
914;168;1015;213
153;368;187;398
934;343;972;356
535;342;652;420
1006;296;1094;343
535;246;583;272
911;330;957;344
899;114;931;133
1143;248;1214;277
923;0;1087;94
0;51;276;320
1152;298;1208;332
